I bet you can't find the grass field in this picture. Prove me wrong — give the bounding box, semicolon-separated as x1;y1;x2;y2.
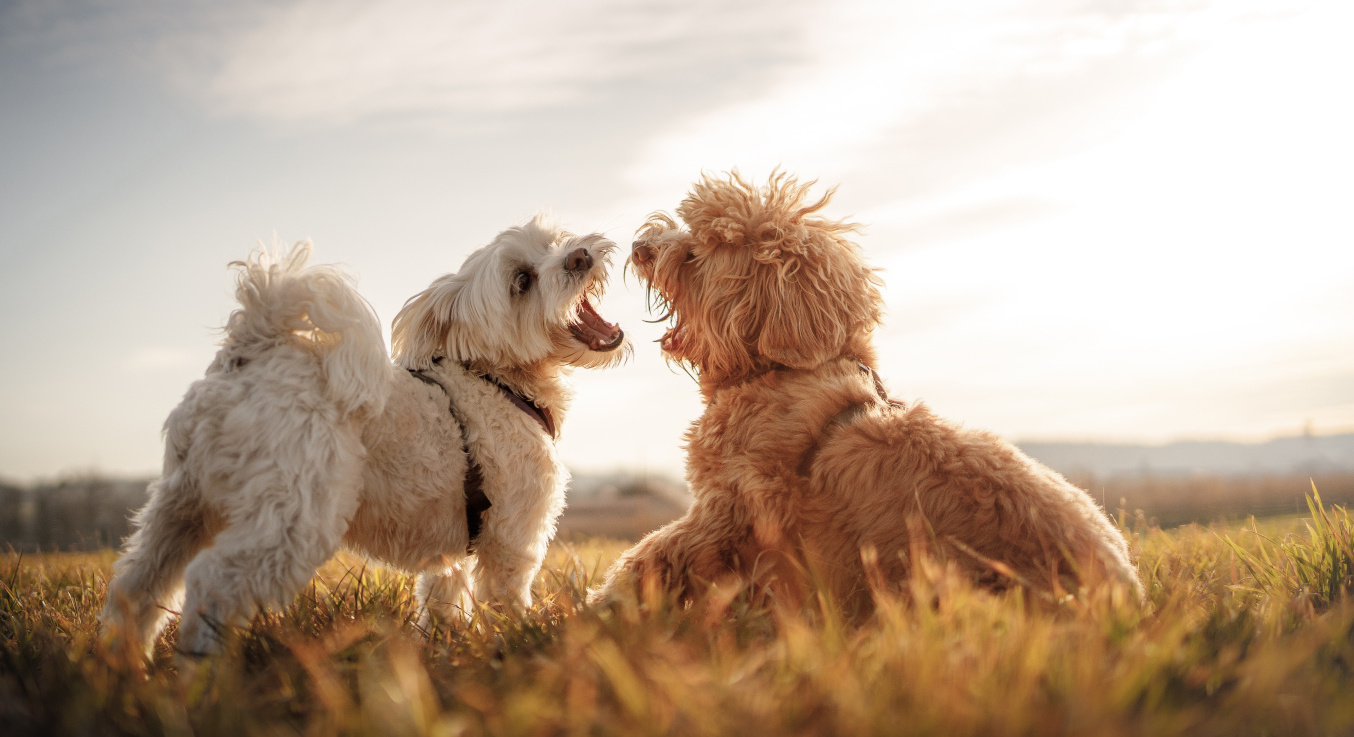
2;493;1353;736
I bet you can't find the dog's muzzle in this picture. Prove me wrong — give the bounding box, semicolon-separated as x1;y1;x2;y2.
565;247;594;273
631;242;655;266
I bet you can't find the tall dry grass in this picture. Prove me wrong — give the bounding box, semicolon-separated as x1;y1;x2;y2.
2;494;1352;736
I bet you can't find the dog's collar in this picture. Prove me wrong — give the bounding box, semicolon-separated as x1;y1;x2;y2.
475;372;557;440
722;358;903;406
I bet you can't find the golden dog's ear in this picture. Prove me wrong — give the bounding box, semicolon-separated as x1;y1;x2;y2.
750;233;883;369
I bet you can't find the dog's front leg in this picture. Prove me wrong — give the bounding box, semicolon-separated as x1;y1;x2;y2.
589;492;754;607
587;521;685;606
415;561;476;632
464;475;562;613
470;538;540;613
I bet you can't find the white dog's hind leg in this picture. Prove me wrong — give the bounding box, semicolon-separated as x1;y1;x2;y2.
175;432;364;658
415;561;476;632
101;472;215;658
177;511;343;658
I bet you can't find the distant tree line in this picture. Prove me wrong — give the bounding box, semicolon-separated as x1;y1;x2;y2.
0;477;150;552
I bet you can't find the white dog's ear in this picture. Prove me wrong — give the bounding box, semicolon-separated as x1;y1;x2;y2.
391;274;460;370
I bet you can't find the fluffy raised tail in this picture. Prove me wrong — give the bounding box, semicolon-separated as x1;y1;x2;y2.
221;242;390;418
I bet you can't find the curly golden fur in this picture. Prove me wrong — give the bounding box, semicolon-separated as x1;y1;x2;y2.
592;172;1141;613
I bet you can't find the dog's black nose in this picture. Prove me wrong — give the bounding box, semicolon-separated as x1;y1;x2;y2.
564;247;593;272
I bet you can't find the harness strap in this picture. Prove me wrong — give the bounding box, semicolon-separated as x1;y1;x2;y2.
862;362;907;411
797;363;905;478
406;368;490;554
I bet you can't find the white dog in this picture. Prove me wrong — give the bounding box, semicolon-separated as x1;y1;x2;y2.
101;217;627;659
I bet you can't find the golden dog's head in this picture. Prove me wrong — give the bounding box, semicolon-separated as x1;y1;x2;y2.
631;171;883;389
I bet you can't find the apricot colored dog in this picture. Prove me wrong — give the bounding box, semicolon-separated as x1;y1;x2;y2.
592;172;1140;612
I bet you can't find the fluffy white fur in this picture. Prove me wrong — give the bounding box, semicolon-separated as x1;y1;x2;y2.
101;217;627;659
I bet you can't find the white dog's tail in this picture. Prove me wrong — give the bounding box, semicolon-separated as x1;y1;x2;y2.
222;242;389;418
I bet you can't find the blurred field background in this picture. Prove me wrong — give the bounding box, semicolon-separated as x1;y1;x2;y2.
4;433;1352;552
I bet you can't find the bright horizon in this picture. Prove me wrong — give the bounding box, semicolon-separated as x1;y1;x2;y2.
2;0;1351;483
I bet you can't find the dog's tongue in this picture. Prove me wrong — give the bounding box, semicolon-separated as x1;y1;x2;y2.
569;299;624;351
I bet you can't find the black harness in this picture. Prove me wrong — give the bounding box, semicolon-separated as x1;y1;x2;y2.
407;362;556;554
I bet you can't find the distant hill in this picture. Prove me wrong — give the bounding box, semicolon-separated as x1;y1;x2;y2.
1018;433;1354;479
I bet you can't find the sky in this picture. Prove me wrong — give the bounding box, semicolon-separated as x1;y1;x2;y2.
1;0;1351;483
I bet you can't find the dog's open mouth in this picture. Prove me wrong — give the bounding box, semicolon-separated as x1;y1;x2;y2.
659;323;685;354
569;299;625;352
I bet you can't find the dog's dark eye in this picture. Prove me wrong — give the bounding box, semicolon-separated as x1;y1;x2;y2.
512;269;535;295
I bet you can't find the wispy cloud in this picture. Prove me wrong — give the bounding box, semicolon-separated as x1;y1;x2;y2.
162;0;823;124
622;0;1224;203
